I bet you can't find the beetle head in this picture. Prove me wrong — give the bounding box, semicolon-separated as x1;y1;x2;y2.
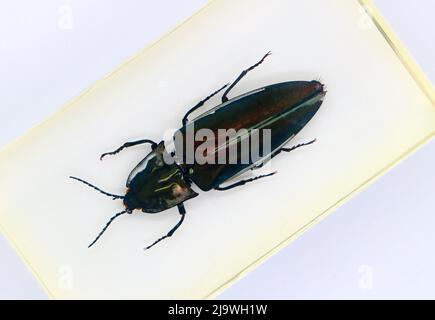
123;191;141;212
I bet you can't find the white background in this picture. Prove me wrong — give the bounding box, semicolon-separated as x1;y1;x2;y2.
0;0;434;299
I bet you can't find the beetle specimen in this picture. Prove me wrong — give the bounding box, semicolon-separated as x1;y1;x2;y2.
70;52;326;250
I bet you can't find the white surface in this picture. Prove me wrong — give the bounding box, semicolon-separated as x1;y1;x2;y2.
0;0;434;299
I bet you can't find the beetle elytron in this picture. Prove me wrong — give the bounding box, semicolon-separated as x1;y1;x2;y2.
70;52;326;250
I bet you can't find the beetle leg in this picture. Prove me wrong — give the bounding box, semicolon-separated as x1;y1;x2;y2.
280;139;316;153
100;139;157;160
215;171;276;191
263;139;316;161
182;83;229;126
250;140;316;171
144;204;186;250
222;51;272;103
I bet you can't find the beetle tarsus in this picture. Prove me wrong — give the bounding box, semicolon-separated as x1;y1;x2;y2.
281;138;316;153
144;204;186;250
222;51;272;103
100;139;157;160
215;171;277;191
182;83;229;126
251;139;317;170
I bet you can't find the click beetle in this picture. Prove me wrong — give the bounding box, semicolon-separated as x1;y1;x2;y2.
70;52;326;250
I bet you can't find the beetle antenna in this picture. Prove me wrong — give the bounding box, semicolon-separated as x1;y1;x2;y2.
69;176;124;200
88;210;127;248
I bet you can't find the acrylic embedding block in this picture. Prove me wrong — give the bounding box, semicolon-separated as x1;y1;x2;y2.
0;0;434;299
